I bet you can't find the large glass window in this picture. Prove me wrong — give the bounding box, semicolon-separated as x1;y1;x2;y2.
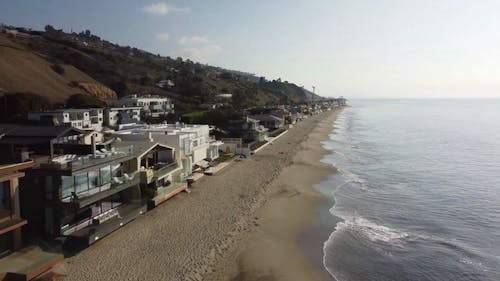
100;165;111;185
111;163;122;178
75;173;88;194
88;171;99;189
61;176;75;198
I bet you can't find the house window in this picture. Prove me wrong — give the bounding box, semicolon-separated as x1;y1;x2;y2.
100;165;111;185
88;171;99;189
75;173;89;194
61;176;75;198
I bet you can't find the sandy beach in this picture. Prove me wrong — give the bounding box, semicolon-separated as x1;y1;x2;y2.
54;109;341;281
205;110;339;281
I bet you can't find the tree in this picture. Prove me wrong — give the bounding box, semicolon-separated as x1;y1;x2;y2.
109;80;128;96
50;64;65;75
66;94;106;108
44;25;56;33
0;92;51;122
139;75;151;85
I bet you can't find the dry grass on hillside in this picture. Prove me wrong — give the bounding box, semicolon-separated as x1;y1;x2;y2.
0;34;116;102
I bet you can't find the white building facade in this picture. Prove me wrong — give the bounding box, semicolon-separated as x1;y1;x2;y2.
112;123;222;178
28;108;103;131
108;95;174;118
104;107;142;129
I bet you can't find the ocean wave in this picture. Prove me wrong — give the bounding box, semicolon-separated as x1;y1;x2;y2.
336;215;410;243
337;168;366;185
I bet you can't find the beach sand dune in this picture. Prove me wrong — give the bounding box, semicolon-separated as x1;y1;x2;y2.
56;109;340;281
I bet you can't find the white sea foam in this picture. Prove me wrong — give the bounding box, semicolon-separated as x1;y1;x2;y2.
337;168;366;185
336;216;410;243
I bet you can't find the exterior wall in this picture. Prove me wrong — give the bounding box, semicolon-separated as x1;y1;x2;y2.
28;110;103;131
112;124;214;177
105;108;141;128
108;95;174;118
0;161;34;253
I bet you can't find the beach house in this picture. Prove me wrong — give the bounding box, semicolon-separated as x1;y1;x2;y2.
113;123;222;177
27;108;104;131
108;95;174;118
0;161;63;280
104;107;142;129
19;138;184;246
248;114;284;130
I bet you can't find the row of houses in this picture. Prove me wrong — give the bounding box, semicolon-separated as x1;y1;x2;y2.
0;93;346;279
0;120;223;279
27;95;174;131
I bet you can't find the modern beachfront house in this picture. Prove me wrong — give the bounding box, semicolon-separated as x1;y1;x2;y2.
113;123;222;177
27;108;104;131
104;107;142;129
0;161;63;280
19;138;184;246
248;114;284;130
0;124;84;163
0;161;35;256
108;95;174;118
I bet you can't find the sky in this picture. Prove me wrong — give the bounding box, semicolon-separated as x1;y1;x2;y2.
1;0;500;98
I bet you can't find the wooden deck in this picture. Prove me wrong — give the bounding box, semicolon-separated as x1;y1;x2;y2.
0;246;63;281
186;172;205;184
148;182;188;209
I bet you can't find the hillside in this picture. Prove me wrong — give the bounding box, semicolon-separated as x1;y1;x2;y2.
0;25;322;113
0;33;116;102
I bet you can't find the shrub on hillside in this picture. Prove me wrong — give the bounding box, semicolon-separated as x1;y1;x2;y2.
0;92;51;122
50;63;65;75
66;93;106;108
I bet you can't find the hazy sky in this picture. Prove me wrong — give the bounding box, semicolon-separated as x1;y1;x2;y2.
1;0;499;98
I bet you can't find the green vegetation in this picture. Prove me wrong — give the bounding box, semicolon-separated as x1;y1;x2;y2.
66;93;106;108
181;111;209;124
6;25;322;113
50;63;65;75
182;107;244;128
0;92;51;122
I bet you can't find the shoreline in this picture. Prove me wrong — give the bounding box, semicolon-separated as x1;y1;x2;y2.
205;110;341;281
55;109;342;281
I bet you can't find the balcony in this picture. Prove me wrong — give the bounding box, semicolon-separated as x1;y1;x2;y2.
69;174;140;208
150;104;164;111
139;162;178;185
153;162;178;180
41;146;134;172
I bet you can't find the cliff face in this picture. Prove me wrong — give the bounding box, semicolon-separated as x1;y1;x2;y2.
0;33;116;102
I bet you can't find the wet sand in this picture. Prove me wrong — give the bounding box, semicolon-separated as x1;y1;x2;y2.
55;109;341;281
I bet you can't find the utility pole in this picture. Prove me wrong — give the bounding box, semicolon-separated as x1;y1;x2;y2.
312;86;315;104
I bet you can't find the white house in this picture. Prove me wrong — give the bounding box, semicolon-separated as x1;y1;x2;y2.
156;79;175;89
112;123;222;178
104;107;142;129
28;108;104;131
108;95;174;118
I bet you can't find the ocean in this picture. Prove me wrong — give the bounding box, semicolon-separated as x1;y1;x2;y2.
316;99;500;281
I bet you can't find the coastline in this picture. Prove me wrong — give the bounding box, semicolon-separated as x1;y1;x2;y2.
55;109;341;281
205;110;341;281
